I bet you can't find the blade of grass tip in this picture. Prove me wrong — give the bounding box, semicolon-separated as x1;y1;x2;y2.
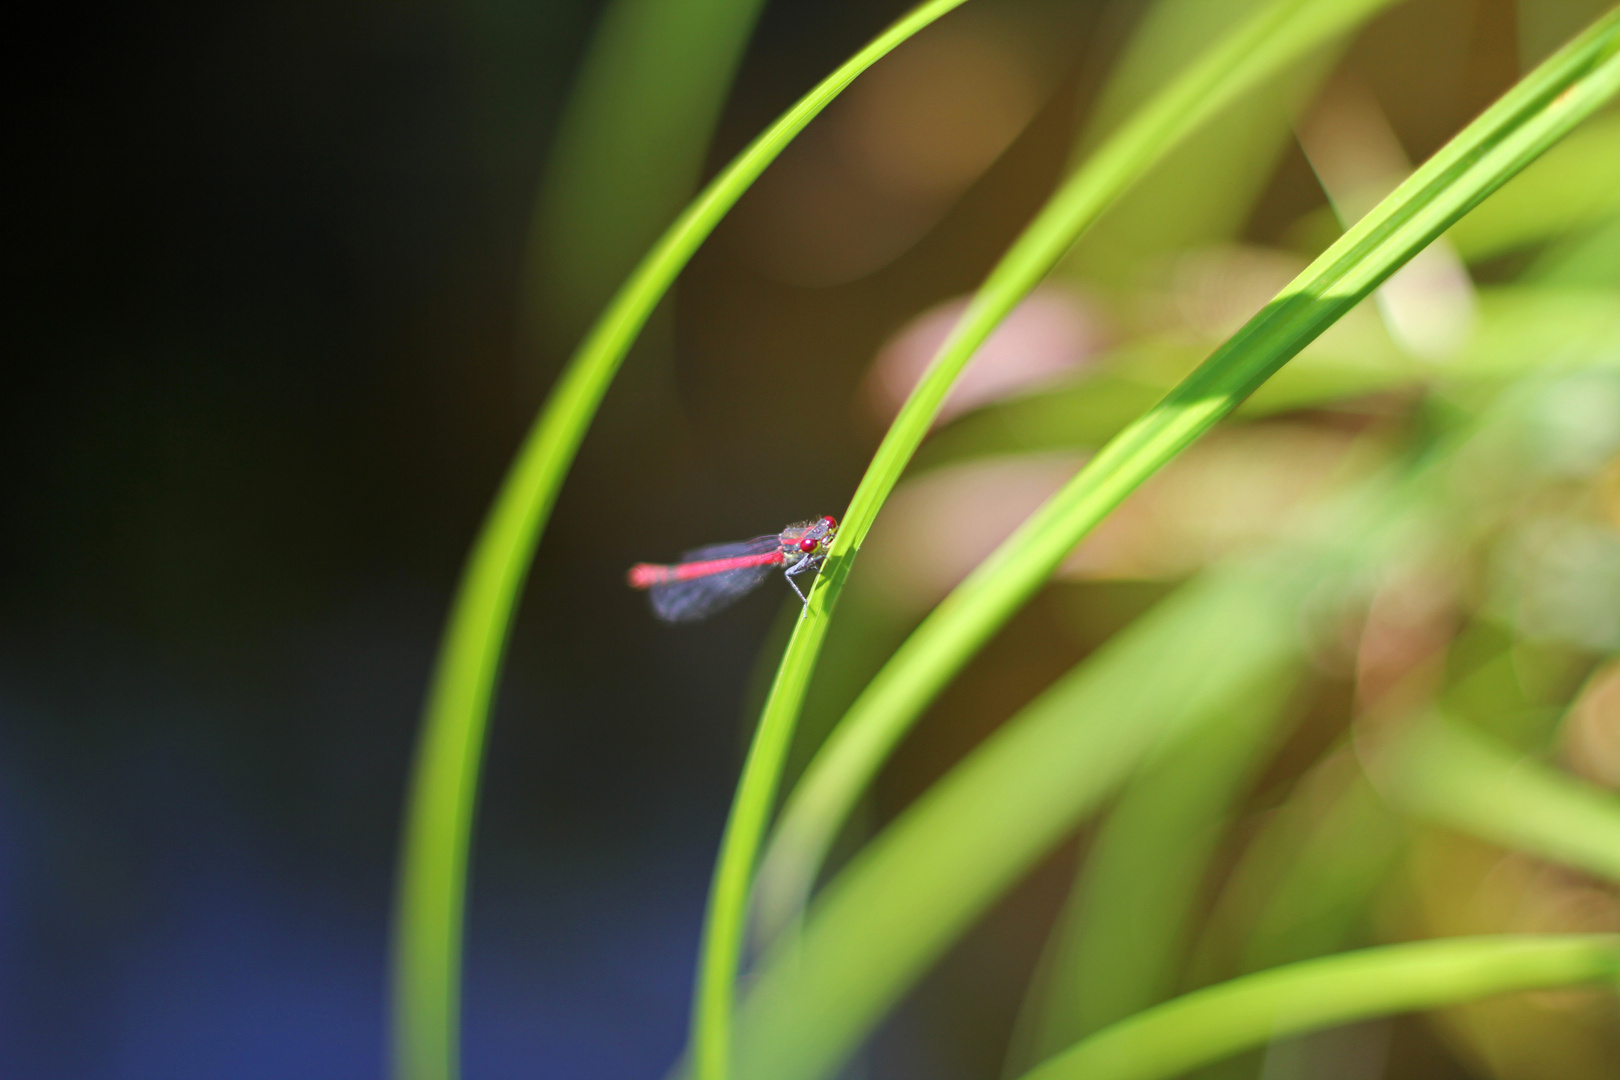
1363;712;1620;885
753;4;1620;939
1012;934;1620;1080
697;0;1411;1069
388;4;975;1079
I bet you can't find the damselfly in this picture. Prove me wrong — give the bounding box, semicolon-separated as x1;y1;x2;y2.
627;516;838;622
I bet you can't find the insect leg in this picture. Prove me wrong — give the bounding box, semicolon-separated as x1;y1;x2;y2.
784;555;823;605
786;575;809;604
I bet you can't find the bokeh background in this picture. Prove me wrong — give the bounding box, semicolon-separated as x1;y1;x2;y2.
6;1;1616;1078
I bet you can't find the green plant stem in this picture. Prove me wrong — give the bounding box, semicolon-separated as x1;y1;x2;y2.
389;4;973;1079
754;4;1620;936
1013;935;1620;1080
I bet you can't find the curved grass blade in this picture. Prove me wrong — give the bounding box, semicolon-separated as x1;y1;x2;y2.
732;278;1620;1080
1013;934;1620;1080
733;563;1310;1080
1364;712;1620;884
389;4;976;1079
696;1;1409;1075
754;6;1620;935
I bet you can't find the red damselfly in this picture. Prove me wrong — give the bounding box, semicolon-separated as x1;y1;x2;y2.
627;516;838;622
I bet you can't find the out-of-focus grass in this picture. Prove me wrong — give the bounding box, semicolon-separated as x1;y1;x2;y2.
750;0;1407;951
1016;935;1620;1080
1367;713;1620;884
737;563;1311;1080
751;5;1620;954
1018;666;1299;1057
396;2;1620;1080
527;0;769;339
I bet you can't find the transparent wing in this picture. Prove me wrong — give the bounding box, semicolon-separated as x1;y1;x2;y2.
649;561;776;622
678;535;781;562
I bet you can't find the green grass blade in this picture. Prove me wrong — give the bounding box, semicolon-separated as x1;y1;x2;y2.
915;283;1620;467
699;0;1407;1073
388;4;975;1079
1365;713;1620;884
529;0;769;337
1444;109;1620;262
1059;0;1343;286
755;6;1620;935
733;564;1309;1080
1013;934;1620;1080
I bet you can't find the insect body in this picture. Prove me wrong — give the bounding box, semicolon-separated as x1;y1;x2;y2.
626;515;838;622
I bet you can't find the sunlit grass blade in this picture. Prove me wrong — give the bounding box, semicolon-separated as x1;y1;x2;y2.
1015;670;1301;1064
914;283;1620;467
732;315;1620;1080
388;4;975;1078
1012;934;1620;1080
733;564;1309;1080
1364;712;1620;884
1443;109;1620;263
754;7;1620;938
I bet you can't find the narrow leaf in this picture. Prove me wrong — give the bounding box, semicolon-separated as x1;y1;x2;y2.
756;7;1620;938
1015;935;1620;1080
389;5;976;1079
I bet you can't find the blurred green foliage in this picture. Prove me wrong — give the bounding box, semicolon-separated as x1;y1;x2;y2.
396;2;1620;1080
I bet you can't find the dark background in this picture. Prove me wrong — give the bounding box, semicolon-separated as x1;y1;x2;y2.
4;1;1080;1075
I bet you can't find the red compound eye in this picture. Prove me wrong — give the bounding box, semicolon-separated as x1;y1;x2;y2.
799;537;818;553
822;515;838;528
